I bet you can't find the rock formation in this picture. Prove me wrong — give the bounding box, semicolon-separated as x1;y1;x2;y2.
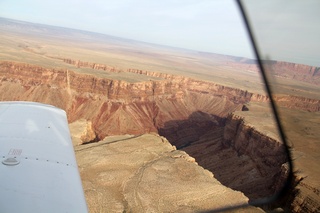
273;95;320;112
74;133;263;212
182;114;288;200
227;59;320;85
0;61;268;140
1;16;319;212
59;58;320;112
263;61;320;85
1;60;319;211
69;119;97;145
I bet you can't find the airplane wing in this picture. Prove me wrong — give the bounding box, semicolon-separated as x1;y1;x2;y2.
0;101;88;213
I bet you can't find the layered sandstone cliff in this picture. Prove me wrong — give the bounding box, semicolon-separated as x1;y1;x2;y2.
1;60;318;211
58;58;320;111
222;114;288;197
0;61;268;140
274;95;320;112
265;61;320;85
182;114;288;201
228;59;320;85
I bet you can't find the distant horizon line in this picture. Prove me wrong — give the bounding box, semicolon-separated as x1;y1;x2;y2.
1;16;319;68
0;16;255;59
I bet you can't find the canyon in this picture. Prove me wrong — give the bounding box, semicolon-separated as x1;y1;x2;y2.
1;59;320;211
74;133;264;212
1;17;320;212
0;60;296;211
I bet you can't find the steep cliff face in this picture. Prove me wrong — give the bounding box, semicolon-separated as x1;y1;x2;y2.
1;61;317;142
268;61;320;85
0;61;267;141
75;133;263;212
59;58;320;111
60;58;118;72
0;60;312;207
60;57;270;102
182;114;288;201
274;95;320;112
223;114;288;197
223;115;286;164
55;58;320;113
235;60;320;85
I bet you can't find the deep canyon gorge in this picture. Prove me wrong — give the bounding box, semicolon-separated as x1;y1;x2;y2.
1;14;320;212
0;61;293;206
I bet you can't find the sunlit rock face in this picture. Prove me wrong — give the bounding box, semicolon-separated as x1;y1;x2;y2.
75;133;263;212
0;61;267;141
69;119;97;145
0;61;293;210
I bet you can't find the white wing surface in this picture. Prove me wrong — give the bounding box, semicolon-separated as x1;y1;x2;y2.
0;101;88;213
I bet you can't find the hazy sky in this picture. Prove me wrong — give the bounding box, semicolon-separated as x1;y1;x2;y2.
0;0;319;66
0;0;255;58
244;0;320;66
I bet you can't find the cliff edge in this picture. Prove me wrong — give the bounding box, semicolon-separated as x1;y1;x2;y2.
74;133;263;212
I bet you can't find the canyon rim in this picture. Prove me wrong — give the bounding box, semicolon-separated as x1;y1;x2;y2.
0;17;320;212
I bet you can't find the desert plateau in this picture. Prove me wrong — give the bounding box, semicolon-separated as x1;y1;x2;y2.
0;16;320;212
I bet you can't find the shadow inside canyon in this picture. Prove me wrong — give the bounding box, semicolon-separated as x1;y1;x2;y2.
159;111;287;203
158;111;226;149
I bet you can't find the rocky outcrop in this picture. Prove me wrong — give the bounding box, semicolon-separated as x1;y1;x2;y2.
69;119;97;145
290;178;320;212
75;133;263;212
